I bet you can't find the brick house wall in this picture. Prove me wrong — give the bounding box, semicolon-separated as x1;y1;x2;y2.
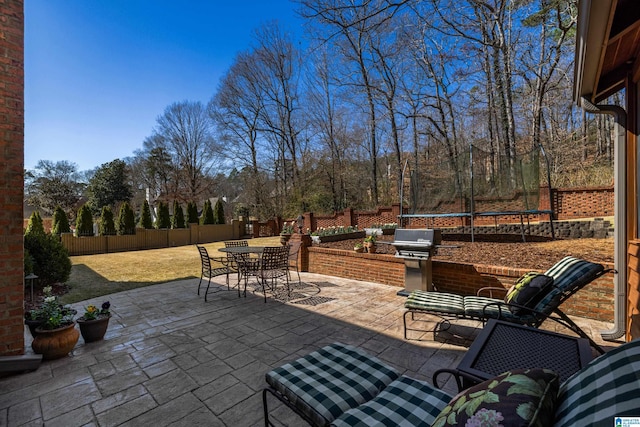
0;0;25;356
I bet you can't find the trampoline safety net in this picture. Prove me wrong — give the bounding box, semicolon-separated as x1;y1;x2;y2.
408;144;543;216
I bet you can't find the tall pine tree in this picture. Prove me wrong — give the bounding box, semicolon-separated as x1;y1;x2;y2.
139;200;154;229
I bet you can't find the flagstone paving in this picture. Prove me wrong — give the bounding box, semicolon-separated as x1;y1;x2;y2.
0;273;618;426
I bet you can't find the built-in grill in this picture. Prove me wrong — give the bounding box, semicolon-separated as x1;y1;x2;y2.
391;229;442;293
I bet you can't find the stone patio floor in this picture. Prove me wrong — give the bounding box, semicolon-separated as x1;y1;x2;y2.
0;273;620;426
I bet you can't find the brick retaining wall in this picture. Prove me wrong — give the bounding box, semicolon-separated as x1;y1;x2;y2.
308;247;615;323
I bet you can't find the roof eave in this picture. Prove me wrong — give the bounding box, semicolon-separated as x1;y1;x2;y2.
573;0;616;105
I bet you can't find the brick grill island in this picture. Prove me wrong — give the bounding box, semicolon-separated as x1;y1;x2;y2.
391;229;442;295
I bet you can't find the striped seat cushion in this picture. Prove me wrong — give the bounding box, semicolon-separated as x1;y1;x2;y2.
554;339;640;426
266;343;400;426
535;257;604;316
331;375;453;427
461;295;506;319
405;291;465;315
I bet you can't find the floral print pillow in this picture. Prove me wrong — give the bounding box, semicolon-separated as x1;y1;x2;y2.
432;368;559;427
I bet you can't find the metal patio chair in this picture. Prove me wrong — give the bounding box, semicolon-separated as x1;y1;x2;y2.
287;240;302;284
196;245;234;302
257;246;290;303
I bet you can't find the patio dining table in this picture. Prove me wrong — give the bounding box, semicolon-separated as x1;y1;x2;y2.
218;246;266;297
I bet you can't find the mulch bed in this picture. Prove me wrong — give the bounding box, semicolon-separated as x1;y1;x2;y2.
316;234;615;271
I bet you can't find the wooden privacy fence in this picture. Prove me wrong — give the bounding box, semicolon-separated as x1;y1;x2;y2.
61;222;243;256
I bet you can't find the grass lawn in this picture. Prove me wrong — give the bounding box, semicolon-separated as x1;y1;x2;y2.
61;236;281;304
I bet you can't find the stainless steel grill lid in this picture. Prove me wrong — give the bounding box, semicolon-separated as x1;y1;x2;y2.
391;229;442;258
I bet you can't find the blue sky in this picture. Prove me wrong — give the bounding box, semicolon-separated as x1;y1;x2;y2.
24;0;302;172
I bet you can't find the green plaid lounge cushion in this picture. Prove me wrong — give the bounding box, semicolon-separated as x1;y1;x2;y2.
554;339;640;426
265;342;400;426
535;256;604;316
405;257;603;325
330;375;453;427
405;291;465;315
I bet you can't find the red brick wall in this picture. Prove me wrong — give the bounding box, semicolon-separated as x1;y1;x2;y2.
308;248;615;322
0;0;25;356
553;186;614;219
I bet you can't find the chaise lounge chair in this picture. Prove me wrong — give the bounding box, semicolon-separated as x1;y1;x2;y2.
262;340;640;426
403;256;612;353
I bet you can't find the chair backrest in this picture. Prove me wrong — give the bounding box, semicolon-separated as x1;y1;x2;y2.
554;338;640;426
196;245;211;272
225;240;248;248
261;246;290;271
532;256;606;316
288;241;302;261
224;240;249;263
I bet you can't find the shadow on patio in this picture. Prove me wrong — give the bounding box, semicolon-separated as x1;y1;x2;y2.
0;272;615;426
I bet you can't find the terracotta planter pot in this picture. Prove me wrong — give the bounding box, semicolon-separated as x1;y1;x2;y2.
32;322;79;360
77;316;111;343
364;242;377;253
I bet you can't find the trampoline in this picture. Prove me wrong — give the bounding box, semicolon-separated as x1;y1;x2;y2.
399;144;555;242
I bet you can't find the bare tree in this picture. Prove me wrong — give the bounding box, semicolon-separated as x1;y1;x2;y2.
252;22;304;213
25;160;84;217
152;101;221;202
210;50;268;217
299;0;408;206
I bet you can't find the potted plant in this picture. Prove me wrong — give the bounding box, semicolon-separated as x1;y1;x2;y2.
76;301;111;343
363;235;377;253
354;242;364;253
280;221;295;245
29;286;79;360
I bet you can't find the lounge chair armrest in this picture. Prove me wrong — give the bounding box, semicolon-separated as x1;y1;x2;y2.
481;301;547;325
433;368;484;393
476;286;508;298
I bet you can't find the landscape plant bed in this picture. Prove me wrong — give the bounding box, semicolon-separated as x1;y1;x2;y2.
317;234;615;271
315;231;365;243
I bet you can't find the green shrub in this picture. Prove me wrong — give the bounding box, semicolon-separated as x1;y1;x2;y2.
51;206;71;235
25;211;45;235
24;248;34;276
99;206;116;236
117;201;136;235
187;201;199;224
201;199;214;225
76;204;94;236
214;199;225;224
24;230;71;286
171;201;186;229
139;200;154;229
156;201;171;229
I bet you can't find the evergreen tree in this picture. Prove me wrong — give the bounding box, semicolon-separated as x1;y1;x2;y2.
25;211;45;235
24;232;71;285
51;206;71;235
213;199;225;224
200;199;214;225
186;201;199;224
156;201;171;229
99;206;116;236
86;159;133;213
117;201;136;235
76;204;94;236
171;201;186;229
139;200;154;229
